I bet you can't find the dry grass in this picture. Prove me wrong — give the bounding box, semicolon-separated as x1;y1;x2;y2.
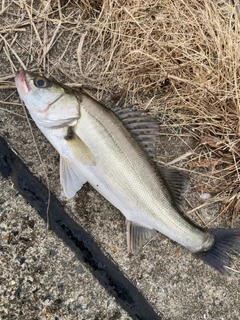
1;0;240;225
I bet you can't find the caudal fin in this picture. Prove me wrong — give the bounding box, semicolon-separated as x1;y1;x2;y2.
194;229;240;276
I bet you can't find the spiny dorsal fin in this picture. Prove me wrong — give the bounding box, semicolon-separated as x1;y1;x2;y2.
112;107;160;159
126;220;158;254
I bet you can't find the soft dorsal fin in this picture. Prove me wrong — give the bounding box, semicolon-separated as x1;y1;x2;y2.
112;107;160;159
158;165;188;209
126;220;158;254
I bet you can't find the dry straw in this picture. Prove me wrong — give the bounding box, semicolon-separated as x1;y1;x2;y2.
1;0;240;225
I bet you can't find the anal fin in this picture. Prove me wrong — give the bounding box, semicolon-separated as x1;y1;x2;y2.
126;220;158;254
60;156;87;199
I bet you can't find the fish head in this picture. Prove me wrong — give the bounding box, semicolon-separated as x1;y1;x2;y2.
15;71;80;128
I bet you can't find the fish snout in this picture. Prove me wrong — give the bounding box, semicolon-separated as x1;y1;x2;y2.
15;70;30;95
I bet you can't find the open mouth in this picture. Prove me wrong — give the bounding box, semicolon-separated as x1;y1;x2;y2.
15;71;31;95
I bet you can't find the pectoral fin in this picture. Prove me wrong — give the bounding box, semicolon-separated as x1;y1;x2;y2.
64;126;95;166
60;156;87;198
126;220;158;254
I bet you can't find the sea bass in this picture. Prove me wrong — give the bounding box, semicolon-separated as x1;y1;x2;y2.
15;70;240;275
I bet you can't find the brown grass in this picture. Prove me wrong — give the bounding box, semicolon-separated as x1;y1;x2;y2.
1;0;240;225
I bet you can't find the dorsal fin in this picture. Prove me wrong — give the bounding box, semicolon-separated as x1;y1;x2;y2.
113;107;188;208
158;165;188;209
112;107;160;159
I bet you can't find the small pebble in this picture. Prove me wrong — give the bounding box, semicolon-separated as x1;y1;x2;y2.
200;193;212;200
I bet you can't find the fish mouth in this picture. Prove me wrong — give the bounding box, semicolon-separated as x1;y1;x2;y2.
15;70;31;95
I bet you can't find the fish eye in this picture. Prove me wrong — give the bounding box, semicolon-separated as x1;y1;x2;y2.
34;77;49;88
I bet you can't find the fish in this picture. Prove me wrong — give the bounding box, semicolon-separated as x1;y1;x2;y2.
15;70;240;276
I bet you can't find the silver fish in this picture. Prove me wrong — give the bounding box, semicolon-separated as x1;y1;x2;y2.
15;70;240;275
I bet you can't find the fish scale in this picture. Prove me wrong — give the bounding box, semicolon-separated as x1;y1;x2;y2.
68;95;213;252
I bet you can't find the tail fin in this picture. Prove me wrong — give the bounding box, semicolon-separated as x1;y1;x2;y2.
194;229;240;276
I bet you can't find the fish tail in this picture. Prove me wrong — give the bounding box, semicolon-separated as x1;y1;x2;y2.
194;229;240;276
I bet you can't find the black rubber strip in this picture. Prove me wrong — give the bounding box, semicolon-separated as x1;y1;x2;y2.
0;136;161;320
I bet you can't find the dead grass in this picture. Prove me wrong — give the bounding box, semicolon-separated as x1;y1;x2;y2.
1;0;240;225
